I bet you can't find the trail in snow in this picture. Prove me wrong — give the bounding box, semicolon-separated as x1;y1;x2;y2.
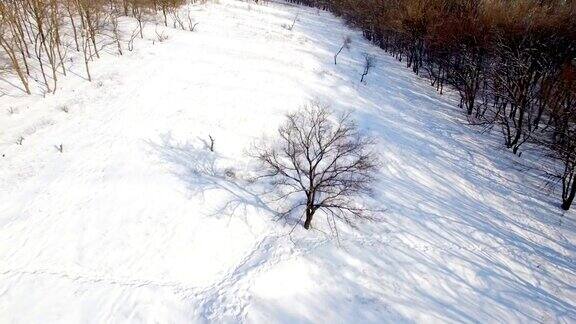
0;0;575;323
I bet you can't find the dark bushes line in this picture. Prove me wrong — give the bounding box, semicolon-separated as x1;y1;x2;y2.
286;0;576;210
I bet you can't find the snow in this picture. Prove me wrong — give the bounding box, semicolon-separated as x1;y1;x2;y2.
1;0;575;322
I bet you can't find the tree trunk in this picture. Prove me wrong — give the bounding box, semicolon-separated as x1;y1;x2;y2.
562;178;576;211
304;209;314;229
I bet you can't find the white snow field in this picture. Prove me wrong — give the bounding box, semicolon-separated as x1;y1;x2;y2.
1;0;575;323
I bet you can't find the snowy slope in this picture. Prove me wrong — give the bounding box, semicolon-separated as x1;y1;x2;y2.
1;0;575;323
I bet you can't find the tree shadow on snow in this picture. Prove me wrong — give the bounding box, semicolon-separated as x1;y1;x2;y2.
146;133;281;221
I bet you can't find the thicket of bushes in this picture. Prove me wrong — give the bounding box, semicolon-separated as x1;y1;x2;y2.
288;0;576;211
0;0;201;94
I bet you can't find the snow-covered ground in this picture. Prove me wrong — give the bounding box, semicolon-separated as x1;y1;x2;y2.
1;0;575;322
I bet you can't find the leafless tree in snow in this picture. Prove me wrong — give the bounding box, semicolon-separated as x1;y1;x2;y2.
361;53;375;83
334;35;351;65
252;102;380;231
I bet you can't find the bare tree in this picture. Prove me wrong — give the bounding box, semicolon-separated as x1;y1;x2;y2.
207;134;215;152
253;102;380;230
127;26;139;51
558;144;576;211
334;35;351;65
130;1;146;39
169;6;185;30
185;5;198;31
0;12;31;94
110;14;123;55
154;25;168;42
281;13;298;31
361;53;375;83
